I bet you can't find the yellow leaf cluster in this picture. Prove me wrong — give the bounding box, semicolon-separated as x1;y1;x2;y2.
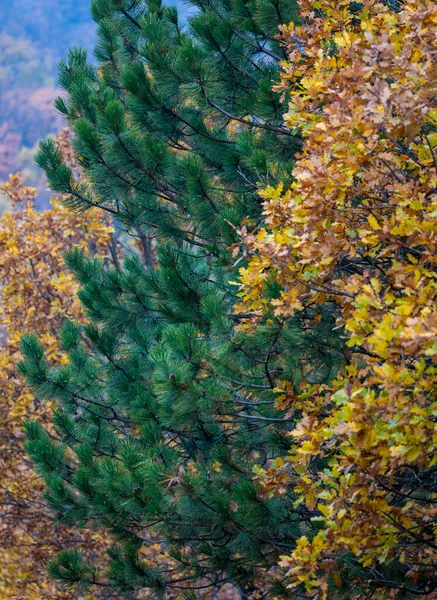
0;172;114;599
239;0;437;595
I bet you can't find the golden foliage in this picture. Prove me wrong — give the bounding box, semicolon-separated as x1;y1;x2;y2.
0;172;114;599
238;0;437;596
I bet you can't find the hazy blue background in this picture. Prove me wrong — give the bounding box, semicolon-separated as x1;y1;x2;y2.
0;0;186;198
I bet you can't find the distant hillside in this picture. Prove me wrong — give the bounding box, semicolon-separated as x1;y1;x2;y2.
0;0;186;201
0;0;96;195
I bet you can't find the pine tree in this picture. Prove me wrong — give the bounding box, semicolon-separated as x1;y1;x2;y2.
21;0;347;597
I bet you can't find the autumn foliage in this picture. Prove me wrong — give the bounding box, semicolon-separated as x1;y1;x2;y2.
239;0;437;596
8;0;437;597
0;167;114;598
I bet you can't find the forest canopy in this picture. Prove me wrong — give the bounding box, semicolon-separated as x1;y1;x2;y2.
2;0;437;599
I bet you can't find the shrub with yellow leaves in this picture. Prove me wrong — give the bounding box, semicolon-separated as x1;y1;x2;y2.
238;0;437;597
0;171;116;599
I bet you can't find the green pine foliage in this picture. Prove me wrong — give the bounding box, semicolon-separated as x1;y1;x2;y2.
21;0;347;597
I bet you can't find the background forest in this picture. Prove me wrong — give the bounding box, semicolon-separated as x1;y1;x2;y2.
0;0;186;205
